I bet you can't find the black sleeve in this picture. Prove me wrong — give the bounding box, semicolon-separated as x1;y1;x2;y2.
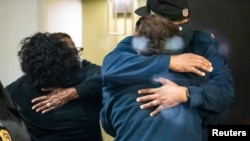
75;60;103;100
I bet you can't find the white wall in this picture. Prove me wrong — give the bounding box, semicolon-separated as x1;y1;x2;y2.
45;0;82;47
0;0;41;86
0;0;82;86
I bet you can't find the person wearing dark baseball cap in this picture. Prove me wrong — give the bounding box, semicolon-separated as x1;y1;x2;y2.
100;0;235;141
135;0;190;21
133;0;235;141
135;0;193;46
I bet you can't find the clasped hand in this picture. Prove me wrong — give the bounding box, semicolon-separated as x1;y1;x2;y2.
136;53;213;117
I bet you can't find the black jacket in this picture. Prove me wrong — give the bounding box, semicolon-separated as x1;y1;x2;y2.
5;60;103;141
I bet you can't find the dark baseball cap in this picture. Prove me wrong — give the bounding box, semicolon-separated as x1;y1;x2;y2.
135;0;190;21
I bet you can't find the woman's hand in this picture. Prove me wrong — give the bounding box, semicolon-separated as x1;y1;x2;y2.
31;87;78;114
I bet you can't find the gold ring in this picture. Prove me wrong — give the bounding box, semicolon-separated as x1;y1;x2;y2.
46;102;51;107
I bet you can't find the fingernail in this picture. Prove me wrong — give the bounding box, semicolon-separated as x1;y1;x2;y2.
140;105;144;109
202;72;205;76
136;98;140;102
138;90;141;94
32;107;34;110
150;113;154;117
210;67;213;72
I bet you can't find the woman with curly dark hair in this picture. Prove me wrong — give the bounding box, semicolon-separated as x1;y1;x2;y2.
18;32;82;88
5;32;103;141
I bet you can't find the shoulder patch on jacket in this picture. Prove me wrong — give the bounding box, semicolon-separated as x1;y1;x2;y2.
0;123;12;141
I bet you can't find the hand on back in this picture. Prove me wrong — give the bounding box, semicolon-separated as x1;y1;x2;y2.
170;53;213;76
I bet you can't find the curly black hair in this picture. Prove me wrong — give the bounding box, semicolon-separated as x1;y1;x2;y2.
51;32;78;56
51;32;71;41
18;32;82;88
